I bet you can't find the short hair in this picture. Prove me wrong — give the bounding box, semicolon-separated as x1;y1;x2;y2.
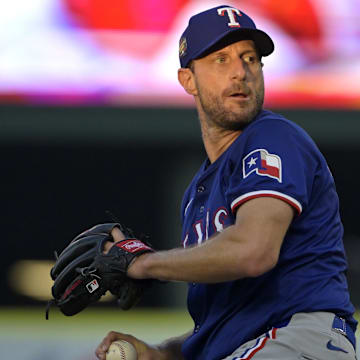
187;60;195;72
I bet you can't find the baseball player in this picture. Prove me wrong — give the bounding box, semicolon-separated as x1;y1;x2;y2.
93;5;357;360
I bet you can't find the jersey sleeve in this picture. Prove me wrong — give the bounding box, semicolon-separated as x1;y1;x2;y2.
226;119;318;215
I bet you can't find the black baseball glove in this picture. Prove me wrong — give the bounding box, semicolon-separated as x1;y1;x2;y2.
47;223;154;318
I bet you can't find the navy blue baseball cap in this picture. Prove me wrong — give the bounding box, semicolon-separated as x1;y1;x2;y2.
179;5;274;68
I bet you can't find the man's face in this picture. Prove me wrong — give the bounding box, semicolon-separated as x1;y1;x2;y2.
192;40;264;131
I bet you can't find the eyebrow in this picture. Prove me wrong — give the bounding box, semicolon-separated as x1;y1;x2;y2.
211;48;257;58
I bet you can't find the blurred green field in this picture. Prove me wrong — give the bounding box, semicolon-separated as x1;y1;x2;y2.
0;306;193;342
0;306;193;359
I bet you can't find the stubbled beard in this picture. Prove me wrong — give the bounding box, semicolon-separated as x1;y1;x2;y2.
197;84;264;131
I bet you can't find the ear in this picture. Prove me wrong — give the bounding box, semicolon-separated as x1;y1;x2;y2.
178;68;198;96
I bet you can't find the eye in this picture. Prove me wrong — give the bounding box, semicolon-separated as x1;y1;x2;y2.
243;54;258;64
215;55;227;64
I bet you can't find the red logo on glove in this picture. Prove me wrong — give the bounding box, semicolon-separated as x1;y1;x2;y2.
62;279;82;300
116;239;152;253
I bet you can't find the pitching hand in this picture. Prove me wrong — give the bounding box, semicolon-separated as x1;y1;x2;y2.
95;331;167;360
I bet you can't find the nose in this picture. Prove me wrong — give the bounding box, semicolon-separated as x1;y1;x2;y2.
230;58;247;81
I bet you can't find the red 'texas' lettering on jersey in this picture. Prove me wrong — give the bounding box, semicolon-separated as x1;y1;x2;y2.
184;208;230;247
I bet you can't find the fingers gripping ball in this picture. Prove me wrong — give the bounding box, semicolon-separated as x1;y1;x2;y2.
106;340;137;360
48;223;154;317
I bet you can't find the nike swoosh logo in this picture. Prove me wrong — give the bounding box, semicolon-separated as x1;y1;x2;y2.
326;340;348;353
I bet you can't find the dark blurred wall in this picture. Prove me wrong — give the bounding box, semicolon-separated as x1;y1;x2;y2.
1;106;359;307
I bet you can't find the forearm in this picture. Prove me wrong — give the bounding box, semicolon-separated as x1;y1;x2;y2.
129;224;261;283
156;330;191;360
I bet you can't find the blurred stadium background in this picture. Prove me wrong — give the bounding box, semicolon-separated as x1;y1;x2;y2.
1;0;359;359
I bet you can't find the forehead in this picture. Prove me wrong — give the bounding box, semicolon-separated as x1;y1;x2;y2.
207;39;257;56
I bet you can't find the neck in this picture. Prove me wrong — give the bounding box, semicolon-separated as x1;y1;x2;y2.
199;114;242;163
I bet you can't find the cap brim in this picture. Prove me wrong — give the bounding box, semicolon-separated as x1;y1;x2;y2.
193;28;274;62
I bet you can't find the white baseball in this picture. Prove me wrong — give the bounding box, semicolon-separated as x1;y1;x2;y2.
106;340;138;360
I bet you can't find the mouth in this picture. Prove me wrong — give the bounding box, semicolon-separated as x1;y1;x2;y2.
228;92;250;100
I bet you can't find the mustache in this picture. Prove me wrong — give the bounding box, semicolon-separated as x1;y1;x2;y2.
223;85;251;97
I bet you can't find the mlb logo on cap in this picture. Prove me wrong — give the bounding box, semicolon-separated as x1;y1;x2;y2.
179;5;274;68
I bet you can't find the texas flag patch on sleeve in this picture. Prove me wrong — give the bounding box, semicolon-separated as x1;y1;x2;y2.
242;149;282;183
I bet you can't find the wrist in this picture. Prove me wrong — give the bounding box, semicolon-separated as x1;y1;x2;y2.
155;334;187;360
127;252;152;279
151;345;173;360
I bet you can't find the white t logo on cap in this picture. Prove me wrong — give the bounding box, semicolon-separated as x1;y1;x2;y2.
217;7;241;28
